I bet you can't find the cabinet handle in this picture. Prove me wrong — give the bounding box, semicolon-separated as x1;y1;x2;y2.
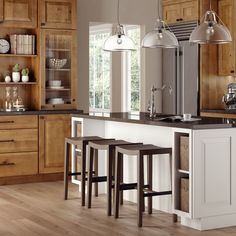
40;116;44;119
230;70;235;73
0;139;15;143
179;18;183;21
0;161;15;166
41;22;46;26
0;120;14;124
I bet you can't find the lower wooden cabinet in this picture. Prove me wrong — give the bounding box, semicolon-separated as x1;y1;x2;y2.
0;152;38;177
39;114;71;173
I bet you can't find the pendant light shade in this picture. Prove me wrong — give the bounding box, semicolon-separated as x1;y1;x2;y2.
142;19;179;48
103;0;136;52
103;24;136;51
189;10;232;44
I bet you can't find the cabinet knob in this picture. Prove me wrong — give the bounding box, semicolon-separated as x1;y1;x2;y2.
40;116;44;120
231;70;235;73
41;22;46;26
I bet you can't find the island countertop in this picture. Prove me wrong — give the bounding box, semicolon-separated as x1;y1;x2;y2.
72;112;236;129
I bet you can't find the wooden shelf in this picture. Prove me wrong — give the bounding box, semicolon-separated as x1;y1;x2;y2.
0;82;37;85
46;48;71;52
46;68;71;72
0;54;37;58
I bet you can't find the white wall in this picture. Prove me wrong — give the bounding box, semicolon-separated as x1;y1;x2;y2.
77;0;163;112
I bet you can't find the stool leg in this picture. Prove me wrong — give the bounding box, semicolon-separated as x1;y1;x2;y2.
114;151;122;219
107;147;113;216
94;149;99;197
147;154;153;214
120;155;123;205
64;142;70;200
137;153;144;227
87;146;94;208
81;143;86;206
170;153;178;222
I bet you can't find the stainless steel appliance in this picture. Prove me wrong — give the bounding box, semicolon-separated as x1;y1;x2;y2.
162;21;199;116
222;83;236;109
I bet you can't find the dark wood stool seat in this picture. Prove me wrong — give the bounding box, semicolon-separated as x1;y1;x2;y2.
87;139;141;216
64;136;114;206
114;143;177;227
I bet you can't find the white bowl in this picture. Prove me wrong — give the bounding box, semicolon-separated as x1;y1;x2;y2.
48;58;67;69
48;98;64;104
48;80;61;87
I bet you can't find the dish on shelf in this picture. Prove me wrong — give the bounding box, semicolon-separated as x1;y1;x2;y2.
47;98;64;104
47;86;64;89
48;58;67;69
48;80;61;87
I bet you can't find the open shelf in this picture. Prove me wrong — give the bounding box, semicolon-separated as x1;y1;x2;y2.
46;68;71;72
0;82;37;85
46;87;71;91
46;48;71;52
0;54;37;58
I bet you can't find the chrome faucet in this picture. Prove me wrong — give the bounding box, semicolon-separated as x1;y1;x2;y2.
148;85;166;118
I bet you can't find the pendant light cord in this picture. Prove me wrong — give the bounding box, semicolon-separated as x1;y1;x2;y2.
209;0;212;10
157;0;160;19
117;0;120;25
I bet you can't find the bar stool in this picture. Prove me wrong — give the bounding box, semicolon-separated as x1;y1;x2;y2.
114;144;177;227
87;139;141;216
64;136;114;206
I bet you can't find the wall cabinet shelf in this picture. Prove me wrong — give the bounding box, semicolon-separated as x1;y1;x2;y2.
0;54;37;58
0;82;37;85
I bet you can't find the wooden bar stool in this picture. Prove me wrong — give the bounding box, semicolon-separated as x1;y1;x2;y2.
87;139;141;216
114;144;177;227
64;136;113;206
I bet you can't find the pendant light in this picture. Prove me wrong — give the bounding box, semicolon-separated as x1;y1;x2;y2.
189;0;232;44
141;0;178;49
103;0;136;52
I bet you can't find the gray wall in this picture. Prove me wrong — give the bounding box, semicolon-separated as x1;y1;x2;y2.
77;0;162;112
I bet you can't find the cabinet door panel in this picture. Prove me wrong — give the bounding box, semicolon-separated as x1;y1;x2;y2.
218;0;235;75
0;0;37;28
39;0;76;29
39;114;71;173
163;4;181;24
181;0;198;21
193;129;236;218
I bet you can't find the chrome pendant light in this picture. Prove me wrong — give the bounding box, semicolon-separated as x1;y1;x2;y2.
189;0;232;44
103;0;136;52
141;0;178;49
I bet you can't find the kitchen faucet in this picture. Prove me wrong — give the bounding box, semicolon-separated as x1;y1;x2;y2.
148;85;166;118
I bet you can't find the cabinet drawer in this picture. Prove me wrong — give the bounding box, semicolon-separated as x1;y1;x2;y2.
0;115;38;129
0;129;38;153
0;152;38;177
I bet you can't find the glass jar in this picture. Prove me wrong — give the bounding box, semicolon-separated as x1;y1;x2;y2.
12;87;24;110
5;87;13;112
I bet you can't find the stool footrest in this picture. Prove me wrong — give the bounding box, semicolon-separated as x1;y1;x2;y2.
68;172;81;176
91;176;107;182
144;190;172;197
120;183;150;190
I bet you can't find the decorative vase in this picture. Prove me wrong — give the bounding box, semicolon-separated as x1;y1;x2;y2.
12;72;20;82
4;75;11;82
21;75;29;82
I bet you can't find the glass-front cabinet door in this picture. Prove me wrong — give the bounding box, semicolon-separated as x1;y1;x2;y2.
40;29;77;109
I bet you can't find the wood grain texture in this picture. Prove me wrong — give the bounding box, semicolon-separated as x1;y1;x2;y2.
0;181;235;235
39;114;71;174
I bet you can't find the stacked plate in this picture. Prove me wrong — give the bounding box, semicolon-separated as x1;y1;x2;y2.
48;98;64;104
48;80;64;89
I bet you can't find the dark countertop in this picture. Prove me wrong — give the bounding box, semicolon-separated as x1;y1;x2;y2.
201;109;236;114
0;109;83;116
72;112;236;129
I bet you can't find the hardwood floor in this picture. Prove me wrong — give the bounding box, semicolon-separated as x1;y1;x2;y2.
0;181;235;236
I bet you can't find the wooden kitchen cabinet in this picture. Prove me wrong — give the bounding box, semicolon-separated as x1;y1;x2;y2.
218;0;235;76
39;114;71;173
0;0;37;28
39;0;77;29
163;0;199;24
0;115;38;178
40;29;77;110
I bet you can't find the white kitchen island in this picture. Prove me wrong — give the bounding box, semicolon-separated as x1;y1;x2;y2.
71;112;236;231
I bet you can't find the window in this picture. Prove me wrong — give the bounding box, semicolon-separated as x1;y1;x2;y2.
89;24;112;112
123;25;141;112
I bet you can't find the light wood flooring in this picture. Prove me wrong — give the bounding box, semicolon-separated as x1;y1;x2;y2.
0;181;235;236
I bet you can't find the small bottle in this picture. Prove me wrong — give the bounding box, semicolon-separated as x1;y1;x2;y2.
5;87;12;112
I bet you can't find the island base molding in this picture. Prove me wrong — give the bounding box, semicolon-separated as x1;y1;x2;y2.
181;214;236;231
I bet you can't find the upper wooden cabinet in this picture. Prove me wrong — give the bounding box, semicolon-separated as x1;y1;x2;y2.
39;0;77;29
218;0;235;76
0;0;37;28
163;0;199;24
